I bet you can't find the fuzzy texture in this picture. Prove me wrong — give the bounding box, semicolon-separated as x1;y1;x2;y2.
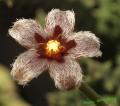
67;31;102;58
9;9;102;90
11;49;48;85
9;19;46;48
49;56;82;90
45;9;75;35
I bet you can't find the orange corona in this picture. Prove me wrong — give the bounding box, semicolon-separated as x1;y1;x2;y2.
45;40;63;56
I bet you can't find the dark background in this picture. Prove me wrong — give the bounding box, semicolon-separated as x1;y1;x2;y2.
0;0;119;106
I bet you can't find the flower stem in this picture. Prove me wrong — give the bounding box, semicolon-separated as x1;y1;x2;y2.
79;82;110;106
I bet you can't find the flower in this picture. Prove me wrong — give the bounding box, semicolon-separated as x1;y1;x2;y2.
9;9;102;90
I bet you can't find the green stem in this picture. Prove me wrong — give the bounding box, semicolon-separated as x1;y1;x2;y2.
79;82;110;106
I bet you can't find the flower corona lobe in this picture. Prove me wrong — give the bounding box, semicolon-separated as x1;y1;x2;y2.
45;40;63;56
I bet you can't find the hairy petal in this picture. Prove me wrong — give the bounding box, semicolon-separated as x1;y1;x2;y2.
49;57;83;90
9;19;46;49
67;31;102;58
45;9;75;35
11;49;48;85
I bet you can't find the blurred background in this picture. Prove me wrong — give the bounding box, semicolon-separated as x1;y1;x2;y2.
0;0;119;106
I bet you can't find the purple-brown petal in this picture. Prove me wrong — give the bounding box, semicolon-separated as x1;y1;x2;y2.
59;76;76;90
49;57;83;90
9;19;45;49
65;40;76;52
35;33;46;43
11;49;48;85
53;25;63;37
67;31;102;58
45;9;75;35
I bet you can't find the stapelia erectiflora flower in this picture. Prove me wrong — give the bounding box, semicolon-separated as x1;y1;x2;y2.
9;9;102;90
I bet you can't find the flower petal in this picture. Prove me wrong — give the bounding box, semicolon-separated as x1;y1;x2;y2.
11;49;48;85
45;9;75;35
49;57;83;90
67;31;102;58
9;19;46;49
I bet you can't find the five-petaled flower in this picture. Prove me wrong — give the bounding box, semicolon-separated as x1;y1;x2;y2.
9;9;102;90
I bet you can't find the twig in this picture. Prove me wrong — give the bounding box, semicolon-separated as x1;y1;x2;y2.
79;82;110;106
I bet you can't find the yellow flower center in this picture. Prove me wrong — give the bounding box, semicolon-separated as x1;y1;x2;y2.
45;40;62;56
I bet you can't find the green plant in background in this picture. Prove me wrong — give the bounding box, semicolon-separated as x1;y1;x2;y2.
46;58;117;106
35;9;46;27
2;0;14;7
47;89;117;106
95;0;120;37
0;0;120;106
0;65;30;106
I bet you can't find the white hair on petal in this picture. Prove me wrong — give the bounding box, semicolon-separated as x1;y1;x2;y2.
45;9;75;35
9;19;46;48
49;56;82;90
67;31;102;58
11;49;48;85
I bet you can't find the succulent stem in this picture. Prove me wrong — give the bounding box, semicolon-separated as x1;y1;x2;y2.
79;82;110;106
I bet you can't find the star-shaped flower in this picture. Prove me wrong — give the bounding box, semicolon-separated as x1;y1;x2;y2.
9;9;102;90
